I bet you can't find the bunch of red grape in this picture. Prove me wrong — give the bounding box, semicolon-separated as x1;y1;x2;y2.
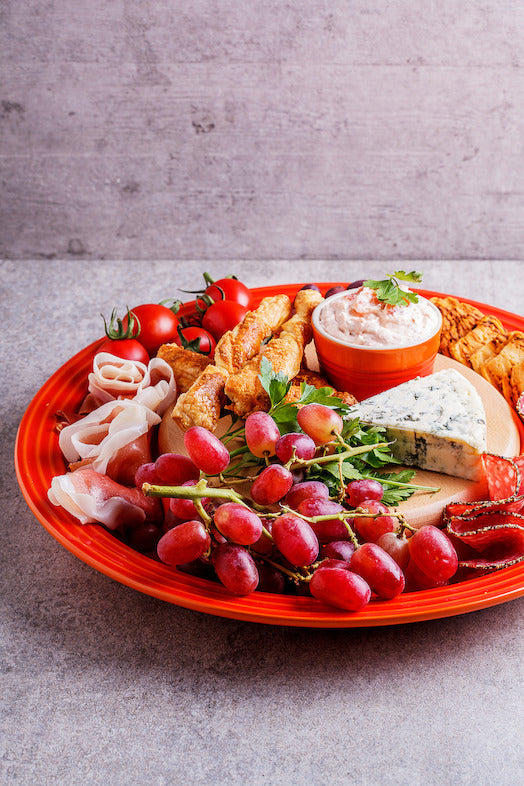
131;403;458;612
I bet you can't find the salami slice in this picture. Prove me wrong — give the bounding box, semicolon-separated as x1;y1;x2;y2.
446;511;524;571
481;454;523;500
445;497;524;521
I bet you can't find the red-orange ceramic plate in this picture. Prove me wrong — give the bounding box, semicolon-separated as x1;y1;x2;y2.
15;285;524;627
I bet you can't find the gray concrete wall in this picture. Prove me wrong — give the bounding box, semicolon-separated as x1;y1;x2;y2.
2;2;524;261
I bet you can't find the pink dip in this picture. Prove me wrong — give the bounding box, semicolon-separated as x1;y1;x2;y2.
317;286;440;348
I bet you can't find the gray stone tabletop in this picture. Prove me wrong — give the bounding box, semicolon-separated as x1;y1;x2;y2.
2;259;523;785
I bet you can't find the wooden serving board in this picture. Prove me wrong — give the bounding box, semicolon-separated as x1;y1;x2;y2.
158;354;521;529
396;355;521;526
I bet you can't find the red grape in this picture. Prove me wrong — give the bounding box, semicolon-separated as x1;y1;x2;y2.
168;480;206;522
126;522;161;553
325;285;346;298
256;562;287;593
404;559;450;591
375;532;410;571
275;433;316;464
250;464;293;505
320;558;353;570
183;426;230;475
353;500;396;542
296;404;343;445
350;543;405;599
321;540;356;562
272;514;319;566
285;480;330;510
244;412;280;458
157;520;211;566
296;498;351;542
213;503;263;546
212;543;259;595
154;453;199;485
290;468;305;485
347;478;384;506
408;525;458;583
310;567;371;611
251;518;274;556
134;462;161;488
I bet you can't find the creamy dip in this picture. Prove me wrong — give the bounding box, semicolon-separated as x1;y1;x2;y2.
317;286;440;348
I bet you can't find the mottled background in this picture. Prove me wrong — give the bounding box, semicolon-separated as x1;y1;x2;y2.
2;1;524;261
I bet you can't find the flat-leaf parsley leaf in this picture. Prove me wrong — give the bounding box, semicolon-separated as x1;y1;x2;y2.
364;270;423;307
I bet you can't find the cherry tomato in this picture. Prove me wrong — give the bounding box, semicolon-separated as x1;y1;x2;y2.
174;326;216;355
123;304;179;355
98;338;150;365
204;278;252;308
202;301;248;340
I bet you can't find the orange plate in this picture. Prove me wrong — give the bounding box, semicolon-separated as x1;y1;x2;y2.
14;285;524;627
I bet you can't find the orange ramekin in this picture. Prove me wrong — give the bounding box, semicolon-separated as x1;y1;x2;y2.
311;293;442;401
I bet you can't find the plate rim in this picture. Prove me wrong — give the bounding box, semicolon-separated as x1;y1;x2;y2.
14;283;524;627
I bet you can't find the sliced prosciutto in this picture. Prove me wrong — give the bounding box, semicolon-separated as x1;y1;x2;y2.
83;353;176;415
58;399;161;486
133;357;177;415
48;468;162;529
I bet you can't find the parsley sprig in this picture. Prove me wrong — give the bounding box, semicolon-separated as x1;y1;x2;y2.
258;356;351;432
364;270;423;307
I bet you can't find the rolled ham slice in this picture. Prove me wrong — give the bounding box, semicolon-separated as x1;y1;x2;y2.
58;399;161;485
85;353;176;415
48;468;162;529
133;357;177;415
87;352;147;404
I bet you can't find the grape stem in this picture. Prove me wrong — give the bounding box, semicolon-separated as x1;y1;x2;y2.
143;479;245;506
280;504;360;547
258;556;312;584
287;441;391;471
141;480;273;540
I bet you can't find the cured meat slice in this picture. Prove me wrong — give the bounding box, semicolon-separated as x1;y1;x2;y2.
481;454;524;500
88;352;147;404
444;452;524;573
133;357;177;415
85;353;176;415
446;511;524;571
48;468;162;529
58;399;161;485
445;497;524;520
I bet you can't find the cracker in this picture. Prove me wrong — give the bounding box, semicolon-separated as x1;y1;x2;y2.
482;331;524;400
430;296;484;357
449;315;508;367
470;337;508;376
509;362;524;407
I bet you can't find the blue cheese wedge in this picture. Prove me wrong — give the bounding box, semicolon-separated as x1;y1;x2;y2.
348;369;487;480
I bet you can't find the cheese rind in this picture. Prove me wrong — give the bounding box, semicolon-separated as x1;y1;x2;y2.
348;369;487;481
